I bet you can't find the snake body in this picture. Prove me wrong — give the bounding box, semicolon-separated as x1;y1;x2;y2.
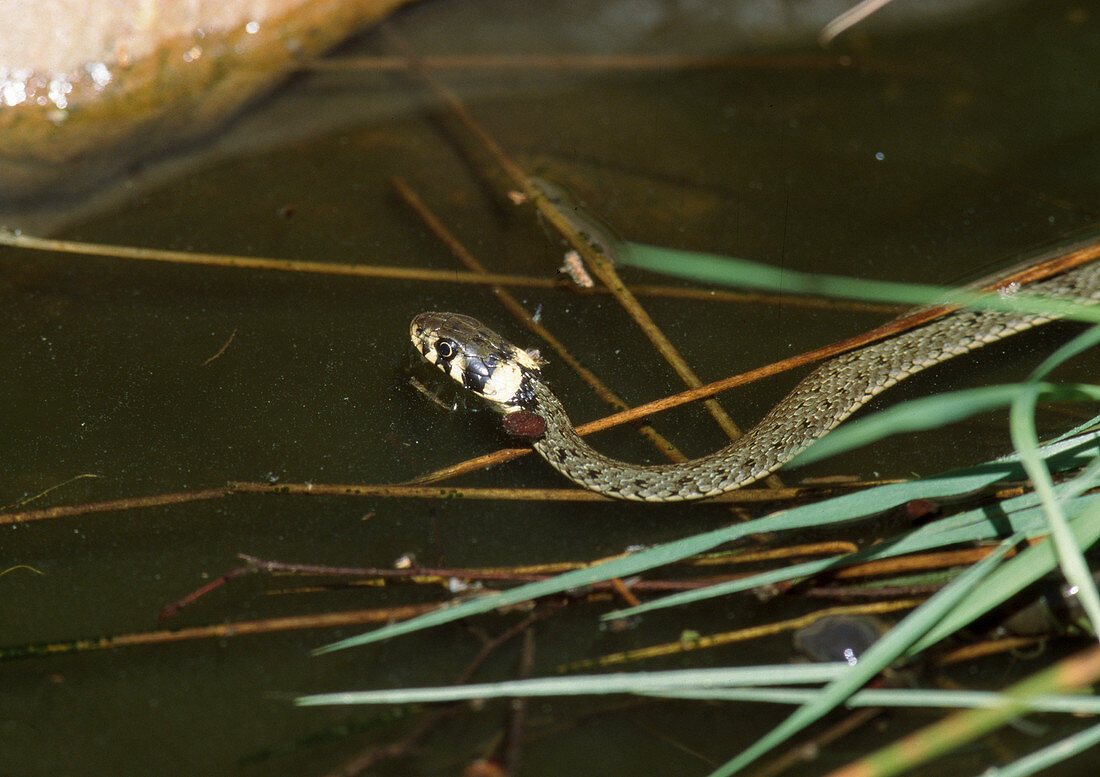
410;261;1100;501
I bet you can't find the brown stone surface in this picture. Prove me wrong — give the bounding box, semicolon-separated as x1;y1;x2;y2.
0;0;414;203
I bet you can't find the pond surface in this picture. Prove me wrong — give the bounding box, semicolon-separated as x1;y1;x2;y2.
2;1;1099;775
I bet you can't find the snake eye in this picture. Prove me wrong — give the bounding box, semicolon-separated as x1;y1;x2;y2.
435;339;456;359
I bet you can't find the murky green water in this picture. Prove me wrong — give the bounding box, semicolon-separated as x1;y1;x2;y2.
2;1;1099;775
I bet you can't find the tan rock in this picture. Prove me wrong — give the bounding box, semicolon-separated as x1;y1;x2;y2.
0;0;414;203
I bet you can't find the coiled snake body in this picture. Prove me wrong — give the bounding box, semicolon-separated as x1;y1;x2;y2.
410;261;1100;501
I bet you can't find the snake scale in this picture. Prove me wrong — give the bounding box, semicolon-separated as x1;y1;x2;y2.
410;260;1100;501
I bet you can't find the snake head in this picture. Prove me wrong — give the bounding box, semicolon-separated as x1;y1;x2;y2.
410;312;541;409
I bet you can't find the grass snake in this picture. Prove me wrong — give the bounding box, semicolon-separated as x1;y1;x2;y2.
410;260;1100;501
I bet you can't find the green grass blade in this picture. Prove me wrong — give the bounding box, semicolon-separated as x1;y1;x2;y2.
646;687;1100;715
980;721;1100;777
1048;410;1100;446
1010;325;1100;639
794;383;1099;466
705;533;1020;777
298;673;1100;716
621;242;1100;323
295;664;849;706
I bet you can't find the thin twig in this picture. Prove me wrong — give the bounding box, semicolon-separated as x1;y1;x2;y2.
559;599;924;672
199;553;757;596
802;584;945;599
159;563;254;620
935;637;1047;665
0;473;99;510
226;480;834;503
0;479;842;526
0;488;229;525
628;283;903;313
0;230;552;287
227;481;608;500
0;603;441;660
202;328;237;365
689;541;860;565
0;229;898;312
830;546;1018;579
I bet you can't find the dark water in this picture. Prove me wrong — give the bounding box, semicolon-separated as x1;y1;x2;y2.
2;1;1099;775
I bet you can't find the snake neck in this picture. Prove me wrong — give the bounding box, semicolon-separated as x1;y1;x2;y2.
525;377;778;501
